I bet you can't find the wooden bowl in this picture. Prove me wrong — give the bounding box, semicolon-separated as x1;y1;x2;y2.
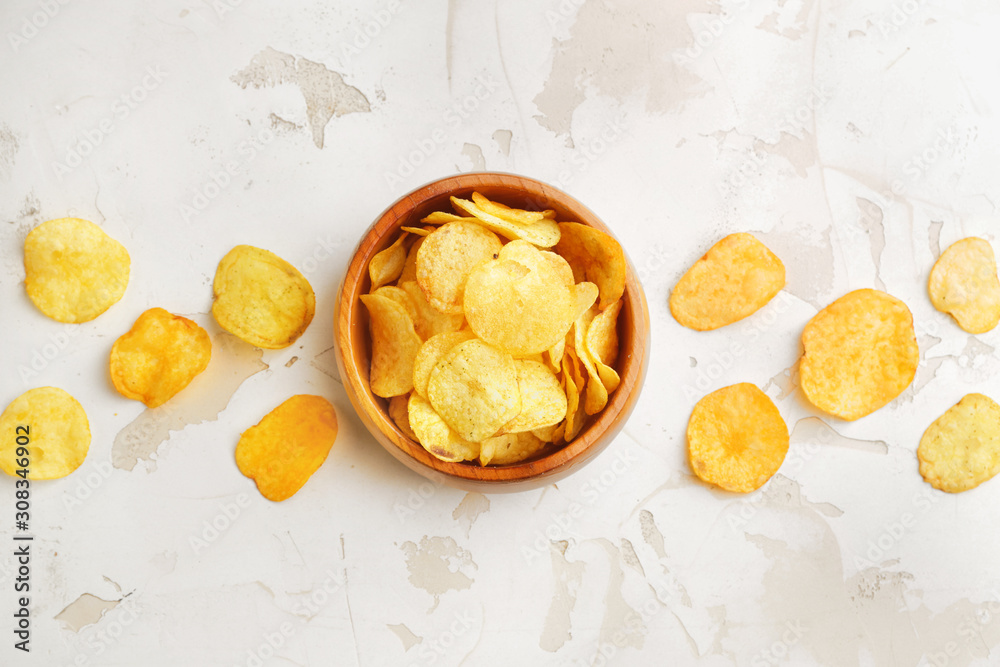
334;173;650;492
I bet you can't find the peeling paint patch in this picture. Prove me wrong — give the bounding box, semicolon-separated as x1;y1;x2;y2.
452;492;490;536
310;345;342;383
929;220;944;259
0;122;18;182
400;536;476;609
790;417;888;455
388;623;422;651
856;197;887;291
492;129;512;156
640;510;667;560
460;143;485;170
55;594;120;632
540;543;584;652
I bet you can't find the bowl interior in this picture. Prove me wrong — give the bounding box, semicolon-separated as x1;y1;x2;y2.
336;173;649;490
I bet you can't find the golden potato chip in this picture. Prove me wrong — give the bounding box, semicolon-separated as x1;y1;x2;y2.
212;245;315;349
480;431;546;466
554;222;626;310
397;235;424;285
531;423;559;442
471;191;547;225
360;293;423;397
372;285;418;323
408;393;479;462
800;289;918;421
369;232;409;291
400;226;432;237
500;360;568;434
109;308;212;408
562;353;586;442
547;338;566;373
928;237;1000;334
464;244;575;356
421;211;474;224
587;298;622;366
687;383;789;493
235;394;337;501
24;218;130;323
412;330;477;399
918;393;1000;493
670;233;785;331
0;387;90;480
427;339;521;442
416;221;503;314
389;393;417;440
451;196;561;247
574;307;612;415
399;281;465;340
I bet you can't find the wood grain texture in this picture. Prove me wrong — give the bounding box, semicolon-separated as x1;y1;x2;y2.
334;172;650;492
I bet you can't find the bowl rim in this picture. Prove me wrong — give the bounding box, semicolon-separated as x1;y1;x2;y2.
335;171;650;487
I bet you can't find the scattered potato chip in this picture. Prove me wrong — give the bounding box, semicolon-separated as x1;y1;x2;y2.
24;217;130;323
687;383;789;493
480;432;547;466
235;395;338;501
408;393;480;462
464;243;575;355
587;298;622;366
389;393;417;440
799;289;919;421
412;330;477;399
670;233;784;331
399;281;465;340
369;232;409;291
109;308;212;408
451;196;561;247
471;191;547;225
360;293;423;397
212;245;315;349
918;393;1000;493
500;360;568;434
554;222;626;310
928;237;1000;334
427;339;521;442
416;221;503;314
398;235;424;284
0;387;91;480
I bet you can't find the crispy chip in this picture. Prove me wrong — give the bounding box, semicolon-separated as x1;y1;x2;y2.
360;293;423;397
547;338;566;373
408;393;480;462
0;387;90;480
109;308;212;408
554;222;626;310
470;191;547;225
574;307;609;415
500;360;568;434
24;218;130;323
451;196;561;247
412;330;477;399
369;232;409;291
464;243;575;355
235;395;337;501
587;298;622;366
928;237;1000;334
687;383;789;493
562;353;586;442
421;211;474;224
427;339;520;442
212;245;315;349
480;432;546;466
400;226;432;237
372;285;418;323
670;233;785;331
799;289;919;421
917;393;1000;493
398;235;424;284
389;393;417;440
531;423;559;442
416;221;503;314
399;281;465;340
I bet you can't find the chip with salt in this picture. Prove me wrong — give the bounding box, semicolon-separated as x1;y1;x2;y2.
408;393;480;462
928;237;1000;334
0;387;91;480
412;330;477;399
480;431;547;466
554;222;626;311
416;221;502;315
499;360;568;434
918;393;1000;493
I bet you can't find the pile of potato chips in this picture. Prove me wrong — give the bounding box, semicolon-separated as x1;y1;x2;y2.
363;192;627;466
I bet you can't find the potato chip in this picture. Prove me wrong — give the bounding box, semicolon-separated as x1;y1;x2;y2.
561;353;586;442
397;235;424;285
235;394;337;501
574;307;609;415
918;393;1000;493
928;237;1000;334
427;339;521;442
109;308;212;408
670;233;785;331
451;196;561;247
480;431;546;466
500;360;568;434
408;393;480;462
421;211;474;224
554;222;626;310
412;330;477;399
547;338;566;372
464;244;575;356
24;218;130;323
372;285;418;323
531;423;559;442
399;281;465;340
471;191;547;225
360;293;423;397
369;232;409;291
587;298;622;366
0;387;90;480
799;289;919;421
389;393;417;440
416;221;503;314
212;245;315;349
400;226;432;237
687;383;789;493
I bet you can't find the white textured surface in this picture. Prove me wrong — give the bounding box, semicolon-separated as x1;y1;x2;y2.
1;0;1000;665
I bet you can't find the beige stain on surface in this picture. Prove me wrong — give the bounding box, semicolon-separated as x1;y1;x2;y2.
540;541;584;653
387;622;422;651
400;536;477;610
55;593;120;632
790;417;889;455
452;492;490;536
492;129;512;156
0;121;18;182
